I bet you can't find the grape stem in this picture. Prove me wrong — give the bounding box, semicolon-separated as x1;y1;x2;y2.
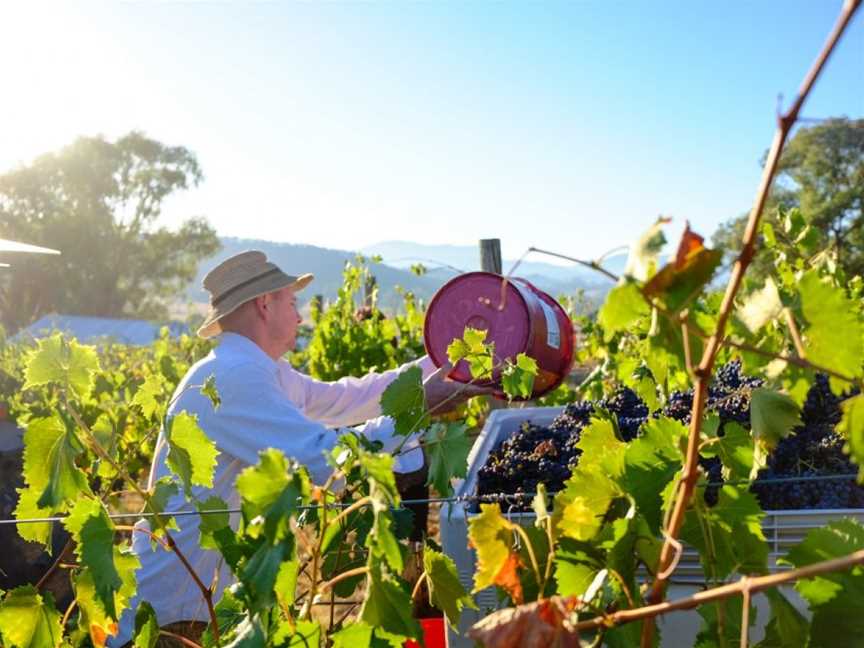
641;2;862;645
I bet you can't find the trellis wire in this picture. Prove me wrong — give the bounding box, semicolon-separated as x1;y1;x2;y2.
2;472;860;526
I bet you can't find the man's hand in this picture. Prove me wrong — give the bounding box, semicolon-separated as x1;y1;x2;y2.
422;362;496;415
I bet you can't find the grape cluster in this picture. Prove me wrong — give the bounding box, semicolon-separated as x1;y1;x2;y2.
751;376;863;510
477;361;864;512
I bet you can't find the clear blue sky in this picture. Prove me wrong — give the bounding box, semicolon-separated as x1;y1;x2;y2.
0;1;861;262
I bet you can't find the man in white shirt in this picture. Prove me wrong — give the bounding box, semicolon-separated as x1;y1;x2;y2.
113;250;485;646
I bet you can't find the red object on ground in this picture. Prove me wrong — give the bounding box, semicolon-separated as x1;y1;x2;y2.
404;617;446;648
424;272;575;398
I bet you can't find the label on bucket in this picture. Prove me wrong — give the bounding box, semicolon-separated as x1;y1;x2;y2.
539;300;560;349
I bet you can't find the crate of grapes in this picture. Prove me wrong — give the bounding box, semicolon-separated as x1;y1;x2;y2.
440;396;864;648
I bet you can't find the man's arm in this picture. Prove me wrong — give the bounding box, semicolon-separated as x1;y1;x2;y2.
277;356;437;427
171;362;423;484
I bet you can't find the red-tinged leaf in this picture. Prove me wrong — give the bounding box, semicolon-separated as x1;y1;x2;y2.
644;224;722;312
495;551;524;605
467;596;583;648
674;222;705;269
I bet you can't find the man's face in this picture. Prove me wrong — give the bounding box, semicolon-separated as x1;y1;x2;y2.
267;286;302;353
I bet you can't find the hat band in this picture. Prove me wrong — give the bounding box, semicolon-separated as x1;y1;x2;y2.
211;267;284;307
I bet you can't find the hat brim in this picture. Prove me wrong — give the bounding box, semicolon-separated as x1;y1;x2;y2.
197;272;314;339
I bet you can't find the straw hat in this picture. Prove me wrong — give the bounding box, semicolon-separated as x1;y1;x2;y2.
197;250;314;338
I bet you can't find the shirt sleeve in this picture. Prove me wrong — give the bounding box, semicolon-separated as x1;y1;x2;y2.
170;361;422;484
277;356;437;427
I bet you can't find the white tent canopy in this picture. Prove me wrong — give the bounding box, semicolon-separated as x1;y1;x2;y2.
0;238;60;254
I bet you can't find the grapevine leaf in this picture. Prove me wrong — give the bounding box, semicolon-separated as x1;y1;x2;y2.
241;542;289;613
201;374;221;410
272;619;320;646
446;327;494;379
358;451;400;504
367;507;403;572
379;365;428;437
624;216;669;281
423;548;477;629
131;374;165;421
467;596;584;648
74;549;138;646
236;449;305;543
468;504;523;603
597;282;650;340
643;225;723;311
13;486;52;547
422;422;472;497
780;519;864;647
23;333;100;399
576;416;626;478
634;375;660;413
165;412;219;493
133;601;159;648
23;415;90;510
622;416;686;534
360;564;422;640
762;221;777;248
0;586;63;648
331;621;373;648
274;557;299;608
702;422;754;481
147;477;179;538
750;388;800;449
63;499;125;619
553;538;598;597
681;485;767;580
221;615;265;647
501;353;537;400
837;394;864;482
197;496;230;550
694;595;751;648
554;466;618;541
200;587;246;646
754;589;809;648
799;270;864;382
738;277;783;334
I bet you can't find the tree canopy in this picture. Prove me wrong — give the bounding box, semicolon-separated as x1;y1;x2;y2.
713;117;864;279
0;132;220;333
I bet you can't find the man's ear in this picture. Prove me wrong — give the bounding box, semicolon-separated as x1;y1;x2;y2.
253;294;270;318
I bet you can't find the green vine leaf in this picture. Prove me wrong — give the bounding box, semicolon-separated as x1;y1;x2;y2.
74;549;138;646
621;416;686;534
23;415;90;510
501;353;538;400
13;487;53;547
701;421;754;481
422;422;472;497
360;564;422;640
681;485;767;581
165;412;219;494
63;498;132;620
196;496;230;550
133;601;159;648
446;327;494;379
23;333;100;399
624;216;669;281
236;449;307;543
0;586;63;648
798;270;864;384
424;547;478;628
780;519;864;646
131;374;166;421
750;388;801;449
201;374;221;410
597;282;650;340
380;365;428;436
755;589;809;648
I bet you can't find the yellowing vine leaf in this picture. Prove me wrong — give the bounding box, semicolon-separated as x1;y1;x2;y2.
468;504;524;604
644;223;722;311
23;333;100;399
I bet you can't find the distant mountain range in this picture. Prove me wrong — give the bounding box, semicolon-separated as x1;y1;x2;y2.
187;238;625;312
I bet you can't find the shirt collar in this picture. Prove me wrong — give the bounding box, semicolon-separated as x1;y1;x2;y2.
216;332;279;374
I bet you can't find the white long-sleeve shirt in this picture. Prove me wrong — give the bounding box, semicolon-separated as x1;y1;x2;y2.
112;333;434;645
